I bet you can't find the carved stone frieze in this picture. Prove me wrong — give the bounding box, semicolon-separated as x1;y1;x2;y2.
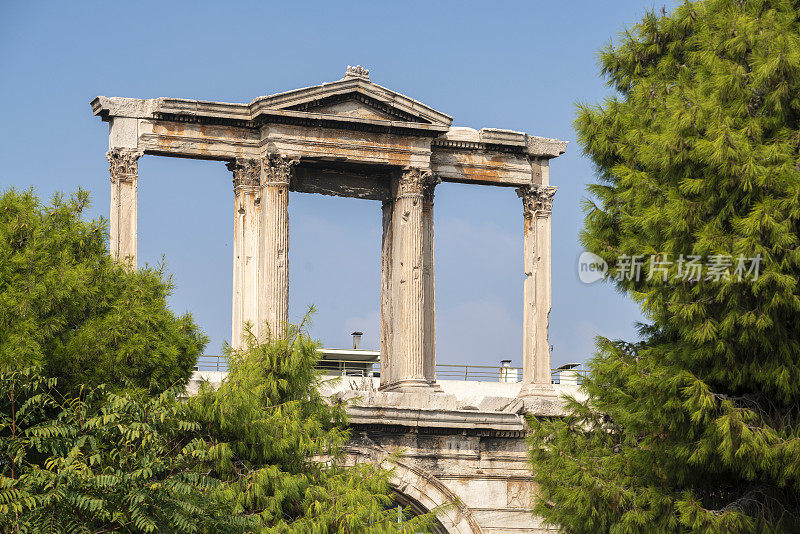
106;148;143;183
516;184;558;219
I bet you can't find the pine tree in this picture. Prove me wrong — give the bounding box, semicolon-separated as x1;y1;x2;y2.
0;188;207;394
528;1;800;532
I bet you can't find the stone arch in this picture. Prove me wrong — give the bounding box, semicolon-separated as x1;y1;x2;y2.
344;444;483;534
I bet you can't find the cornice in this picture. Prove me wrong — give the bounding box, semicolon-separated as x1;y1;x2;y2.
345;404;526;432
91;86;567;158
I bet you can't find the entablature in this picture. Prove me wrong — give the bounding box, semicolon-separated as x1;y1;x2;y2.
91;68;567;188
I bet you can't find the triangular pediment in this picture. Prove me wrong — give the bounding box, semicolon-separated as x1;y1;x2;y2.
302;97;395;120
250;68;453;127
287;93;419;122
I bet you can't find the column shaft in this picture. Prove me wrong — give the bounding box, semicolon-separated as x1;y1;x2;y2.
380;200;395;387
535;213;552;384
380;168;436;392
228;158;261;348
259;155;295;339
422;178;439;384
107;149;142;268
517;182;558;396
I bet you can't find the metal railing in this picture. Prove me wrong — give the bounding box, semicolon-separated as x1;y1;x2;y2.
551;367;589;385
436;363;521;382
194;355;587;384
194;355;227;372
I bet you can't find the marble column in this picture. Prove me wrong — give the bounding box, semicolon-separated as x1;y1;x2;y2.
227;158;261;348
107;148;143;269
422;176;440;385
380;199;395;388
380;167;436;392
259;154;296;339
517;182;558;396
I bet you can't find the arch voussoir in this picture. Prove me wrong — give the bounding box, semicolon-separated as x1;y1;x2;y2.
344;444;483;534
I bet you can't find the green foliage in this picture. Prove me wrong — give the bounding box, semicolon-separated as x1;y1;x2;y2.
0;188;206;394
0;319;433;532
0;367;219;533
189;319;434;532
529;1;800;532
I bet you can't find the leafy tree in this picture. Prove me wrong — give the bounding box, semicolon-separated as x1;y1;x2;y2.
190;320;433;532
529;1;800;532
0;188;206;394
0;368;221;533
1;321;433;532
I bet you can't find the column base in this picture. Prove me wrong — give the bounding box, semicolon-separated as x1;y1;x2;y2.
427;380;443;393
379;378;443;393
517;382;558;398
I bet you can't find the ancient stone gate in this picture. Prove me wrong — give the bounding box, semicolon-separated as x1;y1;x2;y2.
95;66;568;533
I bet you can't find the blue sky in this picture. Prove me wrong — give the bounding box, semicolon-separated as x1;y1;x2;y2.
0;1;677;368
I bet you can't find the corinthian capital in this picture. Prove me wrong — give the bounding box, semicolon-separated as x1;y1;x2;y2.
106;148;143;183
422;173;441;204
263;154;299;187
227;158;261;190
399;167;431;198
517;184;558;219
